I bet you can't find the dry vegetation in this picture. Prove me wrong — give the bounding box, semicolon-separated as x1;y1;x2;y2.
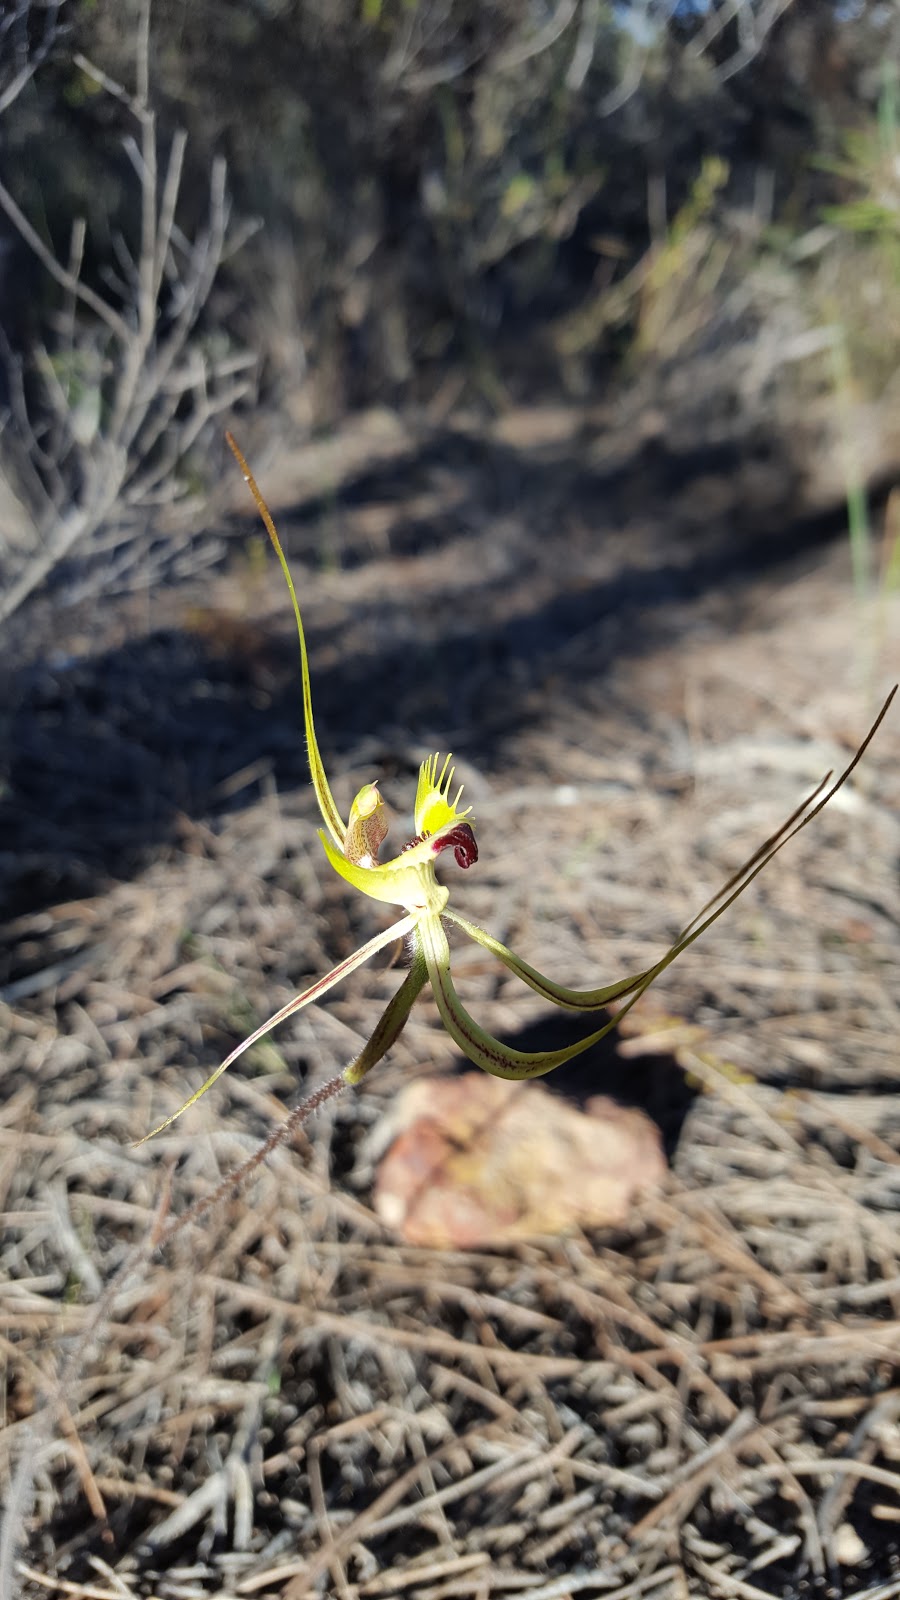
4;5;900;1597
1;399;899;1599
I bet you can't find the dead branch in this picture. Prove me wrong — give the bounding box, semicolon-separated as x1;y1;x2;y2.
0;0;257;623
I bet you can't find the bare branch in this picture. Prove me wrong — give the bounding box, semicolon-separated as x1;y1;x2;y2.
0;0;253;623
495;0;579;73
685;0;798;82
0;174;130;342
0;0;64;117
154;127;188;303
69;48;134;109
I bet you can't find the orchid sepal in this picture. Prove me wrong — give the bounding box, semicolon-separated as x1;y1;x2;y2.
226;433;345;848
135;913;414;1144
343;940;429;1087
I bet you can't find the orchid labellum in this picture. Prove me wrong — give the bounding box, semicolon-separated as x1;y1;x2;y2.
139;434;895;1145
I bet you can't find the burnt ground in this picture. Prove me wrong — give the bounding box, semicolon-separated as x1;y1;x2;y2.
1;396;899;1600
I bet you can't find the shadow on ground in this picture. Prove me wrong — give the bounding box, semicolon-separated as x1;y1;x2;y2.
437;1012;696;1164
0;421;864;924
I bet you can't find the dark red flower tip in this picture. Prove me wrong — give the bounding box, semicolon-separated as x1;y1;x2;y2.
431;822;478;870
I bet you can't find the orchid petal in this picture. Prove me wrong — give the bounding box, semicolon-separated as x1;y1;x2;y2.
136;914;414;1143
319;829;440;910
226;432;345;849
419;912;625;1079
343;937;429;1086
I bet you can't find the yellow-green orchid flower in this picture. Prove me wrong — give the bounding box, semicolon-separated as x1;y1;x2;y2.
138;433;896;1145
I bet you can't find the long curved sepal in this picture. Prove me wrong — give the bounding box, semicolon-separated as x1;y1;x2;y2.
649;683;897;971
225;432;345;849
446;686;897;1035
442;774;845;1017
343;938;429;1086
443;909;652;1012
420;913;626;1079
135;914;415;1143
421;688;898;1081
676;686;895;943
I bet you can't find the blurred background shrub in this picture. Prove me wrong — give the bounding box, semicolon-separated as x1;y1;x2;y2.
3;0;900;612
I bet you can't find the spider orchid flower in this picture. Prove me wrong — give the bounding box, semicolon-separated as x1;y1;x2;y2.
138;434;896;1144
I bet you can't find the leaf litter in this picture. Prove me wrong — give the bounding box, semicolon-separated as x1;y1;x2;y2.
1;410;900;1599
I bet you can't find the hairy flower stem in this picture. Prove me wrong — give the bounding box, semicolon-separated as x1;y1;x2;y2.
154;1072;348;1251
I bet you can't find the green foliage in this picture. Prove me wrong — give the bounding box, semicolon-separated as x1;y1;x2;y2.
635;156;731;358
558;154;735;368
828;323;873;601
61;63;104;108
800;66;900;610
361;0;420;23
821;65;900;245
